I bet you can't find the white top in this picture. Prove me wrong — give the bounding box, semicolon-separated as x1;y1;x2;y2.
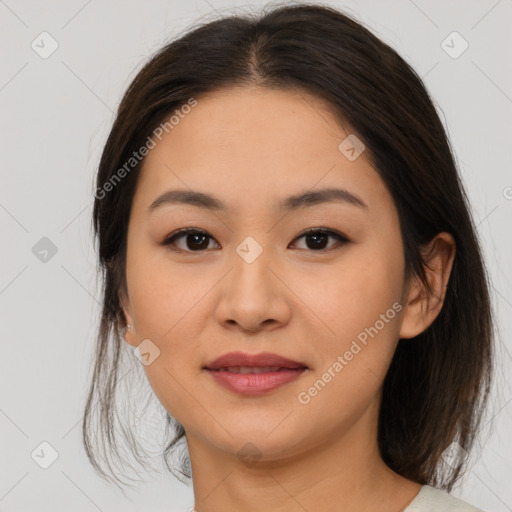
403;485;484;511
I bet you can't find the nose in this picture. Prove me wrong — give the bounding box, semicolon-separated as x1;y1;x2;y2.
214;243;292;334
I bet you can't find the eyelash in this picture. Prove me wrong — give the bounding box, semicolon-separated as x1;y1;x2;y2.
161;227;350;253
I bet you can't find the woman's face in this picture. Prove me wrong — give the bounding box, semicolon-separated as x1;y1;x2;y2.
122;85;411;464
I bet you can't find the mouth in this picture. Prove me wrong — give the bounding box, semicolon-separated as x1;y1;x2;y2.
203;352;309;395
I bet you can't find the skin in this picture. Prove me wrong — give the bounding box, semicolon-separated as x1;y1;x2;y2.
121;85;456;512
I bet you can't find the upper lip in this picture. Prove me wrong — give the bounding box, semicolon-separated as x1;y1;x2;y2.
204;351;308;370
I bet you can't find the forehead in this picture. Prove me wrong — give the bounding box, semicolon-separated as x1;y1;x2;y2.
133;86;391;215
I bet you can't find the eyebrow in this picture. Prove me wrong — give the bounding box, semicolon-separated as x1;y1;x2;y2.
147;187;368;214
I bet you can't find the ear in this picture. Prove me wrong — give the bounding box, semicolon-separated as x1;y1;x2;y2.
120;291;138;347
399;232;456;339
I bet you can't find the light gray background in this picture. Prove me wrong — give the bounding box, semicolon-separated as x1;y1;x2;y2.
1;0;511;511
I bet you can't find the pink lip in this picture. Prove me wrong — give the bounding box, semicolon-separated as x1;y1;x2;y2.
204;351;307;370
205;368;307;395
203;351;308;396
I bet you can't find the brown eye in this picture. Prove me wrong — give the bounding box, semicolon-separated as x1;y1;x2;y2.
162;229;219;252
291;228;349;252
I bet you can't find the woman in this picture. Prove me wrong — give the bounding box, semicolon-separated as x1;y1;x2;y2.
83;4;493;511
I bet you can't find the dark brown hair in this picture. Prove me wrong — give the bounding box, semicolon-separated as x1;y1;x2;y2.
83;2;494;492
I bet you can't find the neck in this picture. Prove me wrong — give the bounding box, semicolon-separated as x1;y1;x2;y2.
185;400;421;512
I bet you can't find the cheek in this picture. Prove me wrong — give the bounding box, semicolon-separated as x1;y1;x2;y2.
125;252;212;407
296;265;403;426
126;256;208;422
127;250;208;337
296;245;404;408
297;246;403;343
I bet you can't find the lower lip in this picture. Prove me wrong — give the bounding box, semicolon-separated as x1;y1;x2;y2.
205;368;307;395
